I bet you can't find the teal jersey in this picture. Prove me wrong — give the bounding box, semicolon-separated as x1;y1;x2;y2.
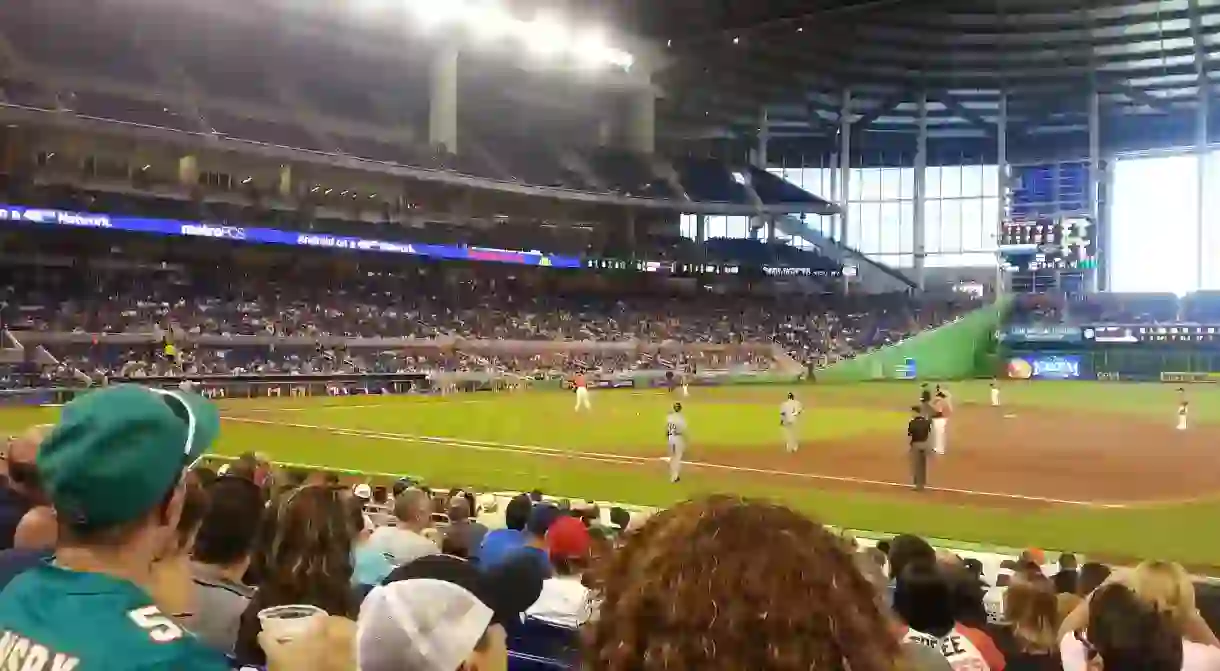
0;562;230;670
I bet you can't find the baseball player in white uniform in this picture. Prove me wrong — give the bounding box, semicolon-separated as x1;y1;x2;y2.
780;392;803;453
666;402;687;483
1178;388;1189;431
989;380;1000;407
931;388;952;455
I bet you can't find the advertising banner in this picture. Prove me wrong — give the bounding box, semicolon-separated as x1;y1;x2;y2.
998;325;1083;344
1006;355;1082;380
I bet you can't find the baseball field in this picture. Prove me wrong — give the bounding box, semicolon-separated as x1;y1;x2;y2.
5;380;1220;566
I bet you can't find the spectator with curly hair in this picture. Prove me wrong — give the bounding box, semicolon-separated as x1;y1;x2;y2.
583;495;902;671
234;485;358;666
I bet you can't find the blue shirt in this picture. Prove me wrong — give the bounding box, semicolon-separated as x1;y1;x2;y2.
477;529;526;569
0;549;51;592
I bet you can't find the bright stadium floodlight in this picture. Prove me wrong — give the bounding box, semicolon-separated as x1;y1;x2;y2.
523;14;569;58
467;1;517;41
572;30;609;69
409;0;465;30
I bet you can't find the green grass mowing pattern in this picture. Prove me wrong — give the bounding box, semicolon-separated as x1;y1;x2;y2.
244;391;904;454
9;383;1220;565
205;420;1220;566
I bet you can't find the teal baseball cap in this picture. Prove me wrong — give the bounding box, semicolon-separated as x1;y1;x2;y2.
37;384;221;531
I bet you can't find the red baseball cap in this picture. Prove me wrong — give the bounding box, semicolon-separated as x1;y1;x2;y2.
545;516;591;560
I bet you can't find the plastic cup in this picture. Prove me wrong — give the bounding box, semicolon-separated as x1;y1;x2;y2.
257;604;327;643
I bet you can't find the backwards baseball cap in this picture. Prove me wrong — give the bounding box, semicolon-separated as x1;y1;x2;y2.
358;555;544;671
353;483;372;500
37;384;220;531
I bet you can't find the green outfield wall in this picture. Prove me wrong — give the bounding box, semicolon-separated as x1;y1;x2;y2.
816;298;1010;382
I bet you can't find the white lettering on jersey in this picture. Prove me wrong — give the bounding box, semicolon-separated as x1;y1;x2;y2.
127;605;184;643
903;630;989;671
6;636;29;671
0;633;79;671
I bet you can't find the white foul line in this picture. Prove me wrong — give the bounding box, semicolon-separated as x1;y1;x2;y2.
223;416;1126;509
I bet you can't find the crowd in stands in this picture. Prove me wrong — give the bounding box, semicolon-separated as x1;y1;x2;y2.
0;248;976;384
0;392;1214;671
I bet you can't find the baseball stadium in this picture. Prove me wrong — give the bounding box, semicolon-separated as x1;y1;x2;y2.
5;0;1220;668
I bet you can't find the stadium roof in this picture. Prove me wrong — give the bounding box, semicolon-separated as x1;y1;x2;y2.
640;0;1220;157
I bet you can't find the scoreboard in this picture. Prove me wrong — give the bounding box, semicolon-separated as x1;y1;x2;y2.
999;216;1096;270
1085;324;1220;344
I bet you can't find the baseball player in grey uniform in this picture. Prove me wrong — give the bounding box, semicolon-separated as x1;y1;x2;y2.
780;392;803;453
666;402;687;483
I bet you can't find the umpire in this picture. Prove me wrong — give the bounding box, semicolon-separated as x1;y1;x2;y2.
907;406;933;491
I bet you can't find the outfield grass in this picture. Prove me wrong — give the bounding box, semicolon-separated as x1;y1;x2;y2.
5;381;1220;567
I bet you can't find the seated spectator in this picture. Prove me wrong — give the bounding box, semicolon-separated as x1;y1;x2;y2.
515;503;561;576
0;506;57;590
366;488;439;567
445;494;488;552
187;475;265;654
527;515;595;627
352;493;394;593
477;493;531;568
148;471;210;618
1077;563;1111;597
0;425;50;551
1060;561;1220;671
584;495;902;671
988;571;1062;671
1065;583;1184;671
1054;553;1079;595
236;484;359;666
894;560;1007;671
358;554;543;671
888;533;938;604
0;385;233;668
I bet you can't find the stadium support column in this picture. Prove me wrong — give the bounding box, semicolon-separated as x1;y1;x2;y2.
627;79;656;154
278;164;292;198
429;45;459;154
177;155;198;189
1088;85;1101;293
754;108;769;167
839;89;852;293
913;91;928;291
995;91;1008;297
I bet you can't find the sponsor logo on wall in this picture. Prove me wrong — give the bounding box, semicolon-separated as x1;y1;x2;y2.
1006;355;1081;380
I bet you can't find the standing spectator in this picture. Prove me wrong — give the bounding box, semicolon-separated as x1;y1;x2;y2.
445;495;489;552
527;516;595;627
366;488;439;567
0;506;56;590
0;425;49;550
894;560;1007;671
584;495;902;671
478;493;532;568
1053;553;1079;595
235;485;359;667
988;572;1062;671
0;385;230;668
188;475;265;655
